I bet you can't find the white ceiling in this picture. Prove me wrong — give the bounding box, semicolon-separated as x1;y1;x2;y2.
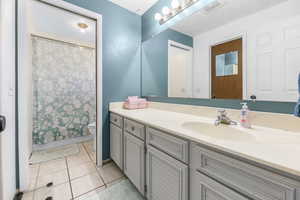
109;0;159;15
172;0;288;36
29;0;96;47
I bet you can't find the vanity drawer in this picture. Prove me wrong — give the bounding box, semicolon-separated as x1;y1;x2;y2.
124;119;145;140
190;143;300;200
110;113;123;128
146;127;188;163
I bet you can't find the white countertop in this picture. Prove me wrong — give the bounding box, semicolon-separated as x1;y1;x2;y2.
110;103;300;177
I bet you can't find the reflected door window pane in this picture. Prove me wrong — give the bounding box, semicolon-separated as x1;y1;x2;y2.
216;51;238;76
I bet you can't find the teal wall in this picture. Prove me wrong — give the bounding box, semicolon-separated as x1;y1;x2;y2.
142;29;193;97
63;0;141;160
142;0;216;41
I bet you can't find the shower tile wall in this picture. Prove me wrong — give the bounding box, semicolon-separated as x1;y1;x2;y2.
32;36;96;145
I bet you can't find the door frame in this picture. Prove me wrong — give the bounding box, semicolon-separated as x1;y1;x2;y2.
168;40;193;98
17;0;103;191
208;33;247;99
0;0;17;198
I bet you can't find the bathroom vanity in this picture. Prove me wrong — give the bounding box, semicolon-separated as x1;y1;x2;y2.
109;102;300;200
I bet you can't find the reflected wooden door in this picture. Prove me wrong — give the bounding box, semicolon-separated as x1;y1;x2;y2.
211;38;243;99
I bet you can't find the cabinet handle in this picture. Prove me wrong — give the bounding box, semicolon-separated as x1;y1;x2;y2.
114;118;117;122
131;126;135;131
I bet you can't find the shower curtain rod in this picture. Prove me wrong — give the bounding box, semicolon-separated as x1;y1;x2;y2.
31;33;96;49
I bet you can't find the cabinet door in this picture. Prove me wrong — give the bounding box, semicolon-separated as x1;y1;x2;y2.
110;123;123;169
147;145;188;200
190;170;249;200
124;132;145;195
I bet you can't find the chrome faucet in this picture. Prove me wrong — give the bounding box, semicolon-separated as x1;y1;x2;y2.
215;109;237;126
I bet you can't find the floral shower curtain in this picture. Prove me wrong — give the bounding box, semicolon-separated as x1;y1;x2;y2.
32;36;96;145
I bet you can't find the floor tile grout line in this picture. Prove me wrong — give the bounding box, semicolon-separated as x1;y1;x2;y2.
70;142;99;199
72;184;106;200
64;143;98;183
73;177;128;200
106;176;127;185
21;163;41;198
82;142;94;163
65;156;75;200
24;141;99;199
96;169;107;188
32;163;40;200
73;177;127;199
28;167;69;194
26;143;93;200
68;165;98;183
81;142;107;188
29;180;70;196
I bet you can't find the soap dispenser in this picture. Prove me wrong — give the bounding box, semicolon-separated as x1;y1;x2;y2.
240;102;251;128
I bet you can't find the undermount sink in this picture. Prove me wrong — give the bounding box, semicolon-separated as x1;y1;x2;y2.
182;121;255;141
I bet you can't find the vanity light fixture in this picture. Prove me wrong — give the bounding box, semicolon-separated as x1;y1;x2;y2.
162;6;171;16
154;0;208;24
77;22;88;33
154;13;163;21
171;0;180;9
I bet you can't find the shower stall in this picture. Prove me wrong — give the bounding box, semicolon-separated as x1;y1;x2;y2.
31;35;96;148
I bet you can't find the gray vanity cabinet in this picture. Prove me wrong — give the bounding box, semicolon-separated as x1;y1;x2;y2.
190;142;300;200
123;131;145;195
190;171;249;200
110;123;123;169
146;145;188;200
109;112;300;200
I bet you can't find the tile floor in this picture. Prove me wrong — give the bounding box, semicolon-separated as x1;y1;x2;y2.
22;141;125;200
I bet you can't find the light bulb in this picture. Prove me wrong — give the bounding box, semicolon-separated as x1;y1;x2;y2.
162;6;170;15
154;13;162;21
171;0;180;9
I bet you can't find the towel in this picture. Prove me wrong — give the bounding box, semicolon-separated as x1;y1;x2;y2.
123;96;148;110
294;73;300;117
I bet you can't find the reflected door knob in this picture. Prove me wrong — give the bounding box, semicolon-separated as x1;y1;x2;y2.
250;95;257;102
0;115;6;133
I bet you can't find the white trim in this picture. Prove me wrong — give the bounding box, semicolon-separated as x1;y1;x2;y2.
168;40;193;51
0;0;17;198
208;33;247;99
18;0;103;191
168;40;194;98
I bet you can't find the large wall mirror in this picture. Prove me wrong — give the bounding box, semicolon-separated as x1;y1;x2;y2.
142;0;300;102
